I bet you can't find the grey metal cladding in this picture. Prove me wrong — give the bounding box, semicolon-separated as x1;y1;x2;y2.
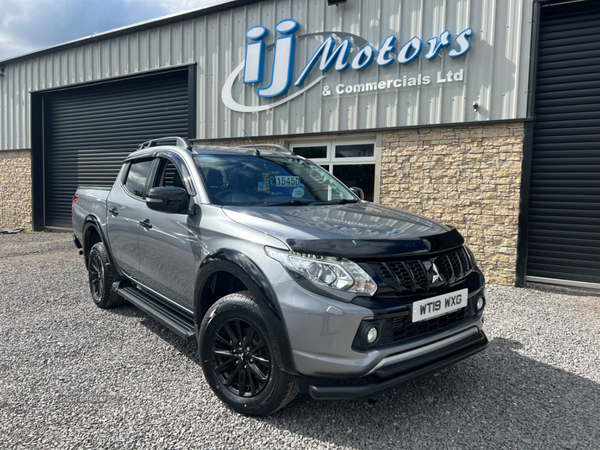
0;0;533;150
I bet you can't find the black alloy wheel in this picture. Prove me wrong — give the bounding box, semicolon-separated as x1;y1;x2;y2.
89;251;105;301
87;242;123;309
199;292;298;416
211;318;271;397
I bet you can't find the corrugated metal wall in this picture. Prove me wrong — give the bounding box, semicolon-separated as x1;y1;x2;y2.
0;0;533;149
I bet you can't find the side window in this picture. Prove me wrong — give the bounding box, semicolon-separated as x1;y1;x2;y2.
124;159;153;198
156;159;186;191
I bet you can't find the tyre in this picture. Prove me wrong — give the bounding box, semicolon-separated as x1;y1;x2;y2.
199;291;298;416
88;242;123;309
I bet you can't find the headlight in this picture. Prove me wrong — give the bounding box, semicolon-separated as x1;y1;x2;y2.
265;247;378;296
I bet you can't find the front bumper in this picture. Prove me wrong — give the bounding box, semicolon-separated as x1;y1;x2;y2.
273;278;485;377
308;328;488;400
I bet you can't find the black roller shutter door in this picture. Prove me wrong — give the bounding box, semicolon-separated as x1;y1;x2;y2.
527;1;600;285
43;69;189;228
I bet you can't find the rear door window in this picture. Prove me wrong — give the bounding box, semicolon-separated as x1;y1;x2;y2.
124;159;153;198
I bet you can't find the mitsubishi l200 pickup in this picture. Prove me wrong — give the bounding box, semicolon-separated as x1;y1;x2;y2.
72;136;488;415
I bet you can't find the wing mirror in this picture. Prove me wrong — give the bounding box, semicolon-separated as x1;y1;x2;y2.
146;187;192;214
349;187;364;200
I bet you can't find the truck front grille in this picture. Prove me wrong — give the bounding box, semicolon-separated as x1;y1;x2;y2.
368;246;472;292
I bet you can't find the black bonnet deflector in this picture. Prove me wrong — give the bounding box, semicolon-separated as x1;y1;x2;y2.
286;228;464;259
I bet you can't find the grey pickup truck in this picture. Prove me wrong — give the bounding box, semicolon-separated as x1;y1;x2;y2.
72;136;488;415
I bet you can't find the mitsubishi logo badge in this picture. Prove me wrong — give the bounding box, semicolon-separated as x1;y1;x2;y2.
422;260;445;285
431;263;442;284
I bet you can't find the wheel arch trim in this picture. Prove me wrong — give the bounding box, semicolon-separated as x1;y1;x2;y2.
194;249;298;375
82;215;122;277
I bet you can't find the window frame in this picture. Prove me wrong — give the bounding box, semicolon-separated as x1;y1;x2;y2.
290;139;376;166
288;138;379;202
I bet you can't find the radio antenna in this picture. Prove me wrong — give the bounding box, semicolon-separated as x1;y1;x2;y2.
242;128;260;156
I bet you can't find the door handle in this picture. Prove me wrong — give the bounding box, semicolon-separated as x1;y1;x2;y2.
109;206;118;216
139;219;152;229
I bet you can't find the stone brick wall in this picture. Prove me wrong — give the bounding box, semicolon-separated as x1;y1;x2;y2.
380;123;524;286
0;150;32;231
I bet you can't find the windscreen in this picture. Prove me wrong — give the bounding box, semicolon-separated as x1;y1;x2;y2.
193;154;357;206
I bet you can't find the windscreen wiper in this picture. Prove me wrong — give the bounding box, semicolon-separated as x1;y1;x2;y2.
261;199;311;206
309;199;359;206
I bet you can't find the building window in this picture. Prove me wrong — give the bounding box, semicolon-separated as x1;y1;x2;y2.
290;141;376;202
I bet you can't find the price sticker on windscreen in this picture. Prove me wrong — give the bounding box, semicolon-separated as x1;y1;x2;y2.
270;175;301;187
269;175;304;198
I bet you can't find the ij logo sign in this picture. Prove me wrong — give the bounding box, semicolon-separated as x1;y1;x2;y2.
221;18;473;113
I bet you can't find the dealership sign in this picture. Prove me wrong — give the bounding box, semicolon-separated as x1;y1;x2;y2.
222;19;472;113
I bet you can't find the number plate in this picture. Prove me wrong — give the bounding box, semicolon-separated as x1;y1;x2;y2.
412;288;468;323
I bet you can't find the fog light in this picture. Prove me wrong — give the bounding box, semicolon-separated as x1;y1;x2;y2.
366;327;378;344
477;297;485;311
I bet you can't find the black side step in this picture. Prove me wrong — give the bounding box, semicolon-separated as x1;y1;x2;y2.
114;284;196;342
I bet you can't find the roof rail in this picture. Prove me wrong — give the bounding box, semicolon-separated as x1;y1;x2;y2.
238;144;295;155
138;136;192;150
